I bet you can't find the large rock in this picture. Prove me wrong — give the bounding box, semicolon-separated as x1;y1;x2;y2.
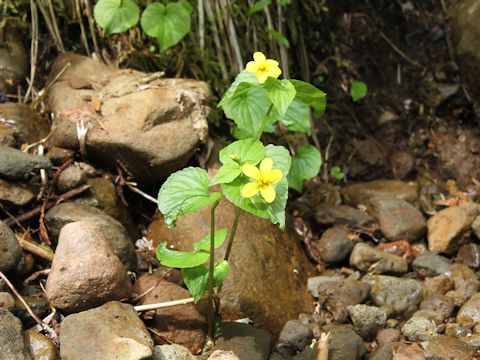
45;202;137;269
350;242;408;274
427;203;480;254
0;103;50;148
46;53;209;184
366;195;425;242
0;309;32;360
0;145;52;180
135;281;206;353
45;221;132;313
426;336;475;360
60;301;153;360
0;178;34;207
0;220;22;272
343;180;418;206
450;0;480;101
147;199;315;334
322;325;366;360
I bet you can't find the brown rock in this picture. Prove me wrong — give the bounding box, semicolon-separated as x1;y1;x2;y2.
426;336;475;360
45;147;74;166
24;330;57;360
46;53;209;184
349;242;408;274
424;274;454;295
446;264;480;306
0;23;28;93
136;281;206;353
147;199;315;334
316;225;355;264
314;204;374;227
427;203;480;254
457;293;480;328
376;328;400;347
0;292;15;311
0;220;22;273
132;270;183;296
343;180;418;206
45;221;131;313
0;178;34;207
60;301;153;360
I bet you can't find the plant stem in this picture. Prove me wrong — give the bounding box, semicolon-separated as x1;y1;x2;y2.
207;200;220;345
256;103;274;140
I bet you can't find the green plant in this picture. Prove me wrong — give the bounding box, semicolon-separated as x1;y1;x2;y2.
330;165;345;181
93;0;192;52
156;52;326;344
350;79;368;102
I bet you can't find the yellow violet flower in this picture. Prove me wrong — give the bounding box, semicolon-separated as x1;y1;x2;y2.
241;158;283;203
246;52;282;84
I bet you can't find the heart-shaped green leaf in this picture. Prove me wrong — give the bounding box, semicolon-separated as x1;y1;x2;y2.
287;144;322;192
158;167;221;227
264;78;296;116
141;1;192;52
289;79;326;116
94;0;140;35
278;99;311;134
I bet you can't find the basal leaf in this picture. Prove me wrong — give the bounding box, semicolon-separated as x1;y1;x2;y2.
156;243;209;268
350;80;368;102
247;0;271;16
158;167;221;227
265;144;292;176
287;144;322;192
193;229;227;252
182;265;209;303
278;99;311;134
289;79;326;116
213;260;230;287
141;1;192;52
218;70;259;107
264;78;296;116
94;0;140;35
221;83;272;137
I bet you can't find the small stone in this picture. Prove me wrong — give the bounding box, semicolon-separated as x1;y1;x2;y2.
390;151;415;179
315;225;355;264
401;316;437;341
46;221;132;313
0;179;34;207
343;180;418;206
457;293;480;328
211;323;271;360
412;252;451;277
60;301;153;360
0;144;52;180
347;304;387;340
362;275;423;315
45;146;74;165
366;195;426;242
419;294;454;320
410;309;444;325
306;275;345;298
0;309;32;359
322;324;366;360
424;274;454;295
427;203;480;254
426;336;475;360
278;320;313;352
151;344;196;360
349;243;408;274
0;291;14;311
317;279;370;322
445;323;472;338
376;328;400;347
208;350;240;360
457;243;480;269
314;204;374;227
135;281;206;353
24;330;57;360
0;220;22;272
445;264;480;306
57;164;87;192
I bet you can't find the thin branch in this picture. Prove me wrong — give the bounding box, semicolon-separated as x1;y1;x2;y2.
134;297;195;312
15;234;54;262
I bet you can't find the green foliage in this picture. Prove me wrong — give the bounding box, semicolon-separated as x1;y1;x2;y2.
278;99;311;134
330;166;345;181
183;260;231;302
93;0;140;35
94;0;192;52
350;80;368;102
141;1;192;52
247;0;271;16
264;78;296;116
266;28;290;48
289;80;327;116
157;167;221;227
288;145;322;192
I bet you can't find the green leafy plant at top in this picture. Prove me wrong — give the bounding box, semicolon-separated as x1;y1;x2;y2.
156;51;326;345
93;0;192;52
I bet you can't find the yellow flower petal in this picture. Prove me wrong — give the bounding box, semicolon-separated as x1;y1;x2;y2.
260;185;276;203
269;66;282;79
265;59;279;68
242;182;260;198
266;169;283;184
257;72;269;84
253;52;267;63
259;157;273;174
246;61;259;73
242;164;262;180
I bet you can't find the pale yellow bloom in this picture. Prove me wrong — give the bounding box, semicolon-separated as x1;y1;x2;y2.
246;52;282;83
241;158;283;203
